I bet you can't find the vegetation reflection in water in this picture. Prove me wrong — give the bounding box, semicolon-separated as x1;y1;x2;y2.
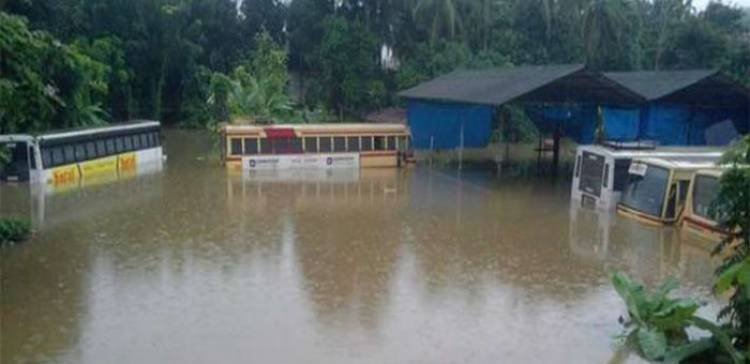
0;130;726;364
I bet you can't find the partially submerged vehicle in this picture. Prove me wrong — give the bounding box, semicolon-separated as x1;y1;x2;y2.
0;121;164;189
681;168;730;243
616;156;722;225
571;144;724;210
221;124;413;171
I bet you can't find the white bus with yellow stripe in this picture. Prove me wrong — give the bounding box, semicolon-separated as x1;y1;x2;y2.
0;121;164;189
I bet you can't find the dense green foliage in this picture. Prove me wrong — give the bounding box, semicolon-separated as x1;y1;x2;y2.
2;0;750;129
712;135;750;353
612;272;743;363
0;13;108;133
0;218;31;244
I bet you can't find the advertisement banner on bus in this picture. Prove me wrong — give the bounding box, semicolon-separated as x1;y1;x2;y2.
80;156;118;180
243;153;360;170
50;165;79;188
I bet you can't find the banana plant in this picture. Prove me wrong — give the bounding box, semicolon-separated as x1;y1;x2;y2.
612;272;744;363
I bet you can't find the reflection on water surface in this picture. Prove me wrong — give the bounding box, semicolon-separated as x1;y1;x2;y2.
1;129;720;364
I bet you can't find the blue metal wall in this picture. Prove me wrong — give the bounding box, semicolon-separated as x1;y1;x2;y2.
406;101;494;150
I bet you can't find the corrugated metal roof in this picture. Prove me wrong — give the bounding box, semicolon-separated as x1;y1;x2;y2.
398;64;587;105
603;69;719;100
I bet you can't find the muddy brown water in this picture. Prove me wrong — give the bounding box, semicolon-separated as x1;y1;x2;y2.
1;130;722;364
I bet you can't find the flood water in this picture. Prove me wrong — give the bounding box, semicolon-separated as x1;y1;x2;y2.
1;130;722;364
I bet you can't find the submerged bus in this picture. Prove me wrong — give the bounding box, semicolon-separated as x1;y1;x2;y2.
221;124;412;171
571;145;724;210
0;121;164;188
616;157;721;226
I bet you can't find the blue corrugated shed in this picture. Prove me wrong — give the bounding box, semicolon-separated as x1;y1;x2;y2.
407;101;493;149
526;103;747;146
400;67;749;150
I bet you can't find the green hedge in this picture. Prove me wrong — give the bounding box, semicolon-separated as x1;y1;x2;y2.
0;218;31;244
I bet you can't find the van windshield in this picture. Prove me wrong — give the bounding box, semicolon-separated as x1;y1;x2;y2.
620;165;669;217
692;175;720;220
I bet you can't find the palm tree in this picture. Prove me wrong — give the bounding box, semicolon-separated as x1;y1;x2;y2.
582;0;638;70
412;0;462;44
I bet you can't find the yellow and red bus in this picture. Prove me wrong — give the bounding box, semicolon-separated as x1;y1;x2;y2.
0;121;164;189
221;124;412;171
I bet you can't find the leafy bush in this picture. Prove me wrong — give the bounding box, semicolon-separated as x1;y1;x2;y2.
0;218;31;244
612;272;743;363
712;135;750;352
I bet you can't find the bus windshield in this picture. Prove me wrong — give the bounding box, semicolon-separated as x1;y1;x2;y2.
692;175;720;220
620;165;669;217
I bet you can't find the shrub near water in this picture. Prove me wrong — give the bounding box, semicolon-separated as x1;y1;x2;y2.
0;218;31;244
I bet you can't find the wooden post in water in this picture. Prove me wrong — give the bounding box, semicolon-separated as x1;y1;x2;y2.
552;123;561;174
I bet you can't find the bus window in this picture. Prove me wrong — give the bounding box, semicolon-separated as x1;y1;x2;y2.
620;165;669;217
347;137;360;152
678;180;689;203
289;138;303;154
86;141;97;159
64;145;76;163
106;138;116;155
115;137;124;153
230;138;242;156
319;137;332;153
387;136;396;150
133;134;141;150
0;143;30;181
374;136;385;150
361;136;372;151
260;138;272;154
244;138;258;155
28;145;36;169
96;140;106;156
333;137;346;152
693;175;719;219
397;136;407;151
75;143;87;161
613;159;631;192
304;137;318;153
579;152;605;197
124;135;133;151
575;155;581;177
52;147;64;166
42;148;52;168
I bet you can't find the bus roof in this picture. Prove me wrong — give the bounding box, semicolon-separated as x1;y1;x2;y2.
636;156;722;170
36;120;160;142
0;135;35;143
577;144;725;159
222;123;409;134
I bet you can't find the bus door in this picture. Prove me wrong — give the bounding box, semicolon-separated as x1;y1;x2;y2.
0;142;31;182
